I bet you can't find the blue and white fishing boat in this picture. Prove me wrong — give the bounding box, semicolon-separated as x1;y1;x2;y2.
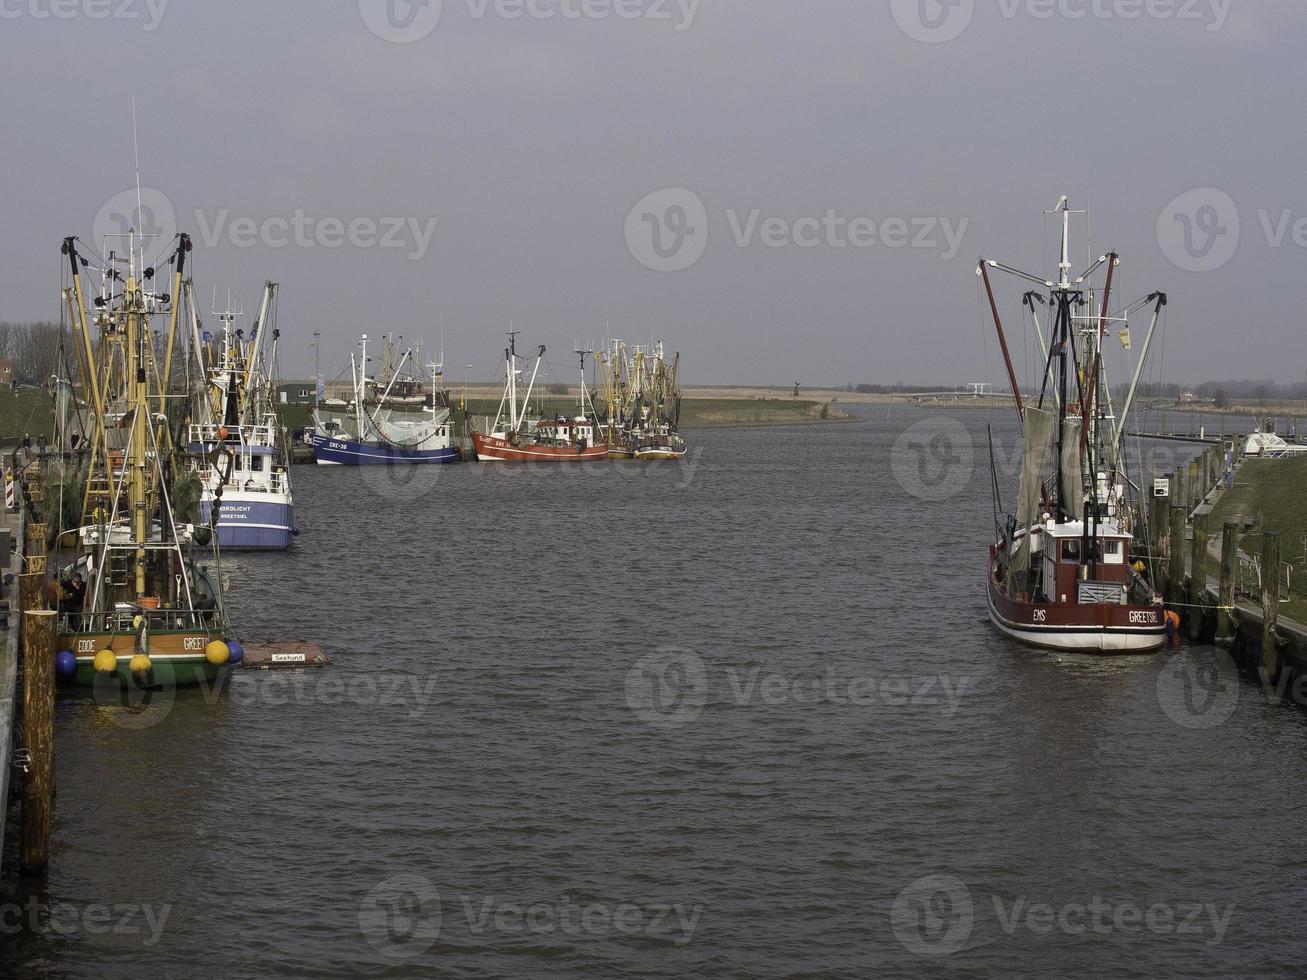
187;283;296;550
312;333;460;466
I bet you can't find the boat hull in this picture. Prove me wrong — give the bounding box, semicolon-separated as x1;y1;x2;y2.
58;630;228;687
986;555;1167;654
471;433;608;463
312;435;461;466
200;493;294;551
634;448;687;461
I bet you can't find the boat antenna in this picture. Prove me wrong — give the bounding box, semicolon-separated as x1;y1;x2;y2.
132;96;142;248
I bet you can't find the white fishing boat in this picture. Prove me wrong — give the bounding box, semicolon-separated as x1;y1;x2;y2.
186;283;295;550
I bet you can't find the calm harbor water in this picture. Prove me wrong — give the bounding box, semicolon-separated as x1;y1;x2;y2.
4;407;1307;978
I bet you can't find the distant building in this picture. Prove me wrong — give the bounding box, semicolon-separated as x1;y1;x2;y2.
1179;391;1198;403
277;383;315;405
0;358;15;386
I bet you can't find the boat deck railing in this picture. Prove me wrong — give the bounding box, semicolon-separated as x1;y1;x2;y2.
195;466;290;496
58;605;222;635
189;422;280;446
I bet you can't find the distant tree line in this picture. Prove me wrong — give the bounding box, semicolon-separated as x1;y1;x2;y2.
1115;379;1307;404
0;321;65;385
837;377;1307;408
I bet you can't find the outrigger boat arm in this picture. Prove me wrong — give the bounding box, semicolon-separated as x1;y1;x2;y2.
1110;291;1168;463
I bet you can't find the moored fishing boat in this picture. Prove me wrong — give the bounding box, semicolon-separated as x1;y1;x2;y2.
186;282;295;550
979;197;1170;654
51;233;235;686
312;333;460;465
470;335;608;462
596;339;686;460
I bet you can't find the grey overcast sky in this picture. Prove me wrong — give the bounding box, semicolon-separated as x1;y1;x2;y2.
0;0;1301;388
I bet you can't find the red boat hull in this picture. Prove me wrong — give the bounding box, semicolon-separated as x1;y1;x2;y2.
471;432;609;463
986;548;1167;654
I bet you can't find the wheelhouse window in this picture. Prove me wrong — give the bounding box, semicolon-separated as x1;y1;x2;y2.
1061;540;1081;562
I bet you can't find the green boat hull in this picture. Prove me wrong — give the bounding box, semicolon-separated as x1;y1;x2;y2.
70;657;226;688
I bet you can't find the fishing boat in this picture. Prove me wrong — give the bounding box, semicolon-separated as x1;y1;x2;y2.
979;197;1169;653
51;233;234;685
470;335;609;462
596;340;686;459
312;333;460;465
186;283;295;550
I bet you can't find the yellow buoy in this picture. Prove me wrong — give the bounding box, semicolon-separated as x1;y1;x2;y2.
93;649;118;674
205;640;230;666
130;652;152;674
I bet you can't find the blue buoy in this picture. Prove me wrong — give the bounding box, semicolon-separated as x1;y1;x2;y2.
227;639;245;665
55;650;77;679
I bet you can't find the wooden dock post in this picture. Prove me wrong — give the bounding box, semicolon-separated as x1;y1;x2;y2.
1190;515;1209;640
25;523;46;577
18;573;44;621
1261;531;1281;681
21;609;56;875
1187;459;1200;510
1217;521;1238;643
1169;505;1187;605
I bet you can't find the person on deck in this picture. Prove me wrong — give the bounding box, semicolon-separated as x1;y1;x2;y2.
1164;609;1183;650
61;573;86;616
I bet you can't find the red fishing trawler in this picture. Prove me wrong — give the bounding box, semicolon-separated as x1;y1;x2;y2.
979;197;1170;653
470;335;609;463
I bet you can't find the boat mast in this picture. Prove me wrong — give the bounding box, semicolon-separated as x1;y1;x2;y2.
125;242;149;597
507;330;519;435
355;334;368;437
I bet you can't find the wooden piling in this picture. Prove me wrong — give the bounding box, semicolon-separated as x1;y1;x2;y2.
1261;531;1281;680
1169;505;1187;605
20;609;56;875
25;523;46;577
1190;515;1208;640
1217;521;1238;643
1187;459;1201;510
18;573;44;620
